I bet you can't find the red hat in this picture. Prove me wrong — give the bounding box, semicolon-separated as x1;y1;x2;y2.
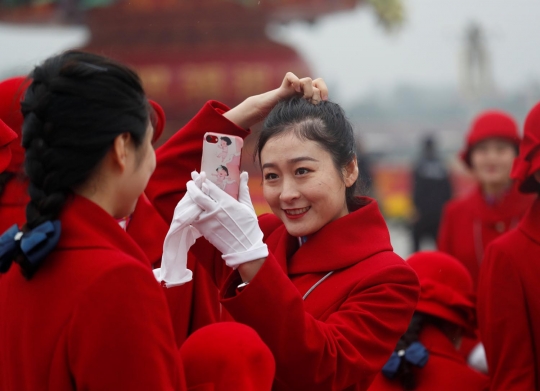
407;251;476;335
179;322;275;391
511;102;540;193
148;99;165;143
461;110;520;167
0;119;17;173
0;76;30;173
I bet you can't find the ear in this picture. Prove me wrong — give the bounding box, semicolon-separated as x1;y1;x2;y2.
111;132;132;172
343;157;359;188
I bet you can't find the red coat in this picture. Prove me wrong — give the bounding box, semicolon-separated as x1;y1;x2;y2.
0;195;185;391
0;175;28;233
477;197;540;390
146;101;252;344
368;325;489;391
438;184;534;289
189;201;419;391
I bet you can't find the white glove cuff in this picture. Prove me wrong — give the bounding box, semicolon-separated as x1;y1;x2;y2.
153;268;193;288
222;243;269;269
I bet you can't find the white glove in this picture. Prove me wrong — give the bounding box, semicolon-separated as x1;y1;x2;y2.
467;342;488;374
153;172;204;288
187;171;268;269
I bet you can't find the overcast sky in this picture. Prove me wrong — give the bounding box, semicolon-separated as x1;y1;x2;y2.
1;0;540;103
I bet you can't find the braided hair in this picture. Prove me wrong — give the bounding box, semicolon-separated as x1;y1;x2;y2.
16;50;150;279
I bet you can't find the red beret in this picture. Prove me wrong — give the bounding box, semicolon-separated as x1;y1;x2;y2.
0;76;30;173
149;99;165;143
179;322;275;390
461;110;520;167
511;102;540;193
0;118;17;173
407;251;476;335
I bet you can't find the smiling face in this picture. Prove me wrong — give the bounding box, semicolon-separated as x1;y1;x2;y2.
470;138;517;188
261;132;357;237
217;168;228;179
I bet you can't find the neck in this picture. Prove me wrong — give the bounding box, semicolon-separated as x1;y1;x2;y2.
482;180;512;199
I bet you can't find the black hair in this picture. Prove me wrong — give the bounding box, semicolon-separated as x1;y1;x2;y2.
0;172;15;199
256;97;362;210
16;50;150;279
220;136;232;146
216;165;229;175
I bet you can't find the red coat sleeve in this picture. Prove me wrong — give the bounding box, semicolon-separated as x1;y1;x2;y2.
67;262;185;391
477;243;535;390
220;255;420;391
146;101;250;224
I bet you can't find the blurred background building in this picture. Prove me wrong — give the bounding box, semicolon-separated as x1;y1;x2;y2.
2;0;540;255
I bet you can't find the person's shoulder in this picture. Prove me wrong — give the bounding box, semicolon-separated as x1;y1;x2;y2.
258;213;284;236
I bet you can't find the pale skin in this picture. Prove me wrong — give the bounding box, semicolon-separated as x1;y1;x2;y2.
470;138;517;198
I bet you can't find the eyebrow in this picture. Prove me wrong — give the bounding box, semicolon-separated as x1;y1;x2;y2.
262;156;319;169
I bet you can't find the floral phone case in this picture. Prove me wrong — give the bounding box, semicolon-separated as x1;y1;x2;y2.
201;132;244;200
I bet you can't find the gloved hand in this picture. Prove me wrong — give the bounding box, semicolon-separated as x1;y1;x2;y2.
154;172;205;288
187;171;268;269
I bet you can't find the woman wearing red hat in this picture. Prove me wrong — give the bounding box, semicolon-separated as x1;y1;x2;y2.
477;102;540;391
438;110;535;289
0;51;284;391
368;251;489;391
148;95;420;391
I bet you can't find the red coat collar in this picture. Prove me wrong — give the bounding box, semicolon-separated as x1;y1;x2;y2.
468;182;534;223
420;324;466;364
519;197;540;245
56;195;150;267
269;197;394;275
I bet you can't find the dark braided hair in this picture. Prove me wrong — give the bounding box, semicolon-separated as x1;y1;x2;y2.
16;50;150;279
257;97;364;211
0;172;15;199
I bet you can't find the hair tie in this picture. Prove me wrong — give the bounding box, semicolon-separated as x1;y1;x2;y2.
0;220;61;273
382;341;429;380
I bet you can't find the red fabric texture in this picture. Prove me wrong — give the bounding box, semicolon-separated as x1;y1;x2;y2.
0;195;186;391
0;118;16;173
460;110;520;166
146;100;251;345
407;251;476;334
477;197;540;391
180;322;275;391
149;99;166;143
368;325;489;391
437;183;534;290
511;102;540;192
188;201;420;391
0;76;29;173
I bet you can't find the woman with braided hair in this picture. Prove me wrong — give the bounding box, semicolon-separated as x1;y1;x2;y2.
0;50;299;391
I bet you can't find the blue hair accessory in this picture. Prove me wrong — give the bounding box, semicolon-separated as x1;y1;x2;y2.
382;341;429;379
0;220;61;273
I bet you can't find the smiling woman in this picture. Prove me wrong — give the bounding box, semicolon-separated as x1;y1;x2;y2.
150;80;421;391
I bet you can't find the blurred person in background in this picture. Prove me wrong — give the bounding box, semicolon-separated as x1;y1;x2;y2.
437;111;534;289
368;251;489;391
0;77;31;233
0;50;299;391
411;135;452;252
478;102;540;391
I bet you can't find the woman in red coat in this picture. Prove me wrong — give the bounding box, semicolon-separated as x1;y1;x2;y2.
477;101;540;390
368;251;489;391
0;51;276;391
152;92;420;390
438;110;535;290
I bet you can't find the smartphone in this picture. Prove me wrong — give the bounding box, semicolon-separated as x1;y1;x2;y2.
201;132;243;200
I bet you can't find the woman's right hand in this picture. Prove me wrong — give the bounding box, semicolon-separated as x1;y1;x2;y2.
223;73;328;129
187;171;268;272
